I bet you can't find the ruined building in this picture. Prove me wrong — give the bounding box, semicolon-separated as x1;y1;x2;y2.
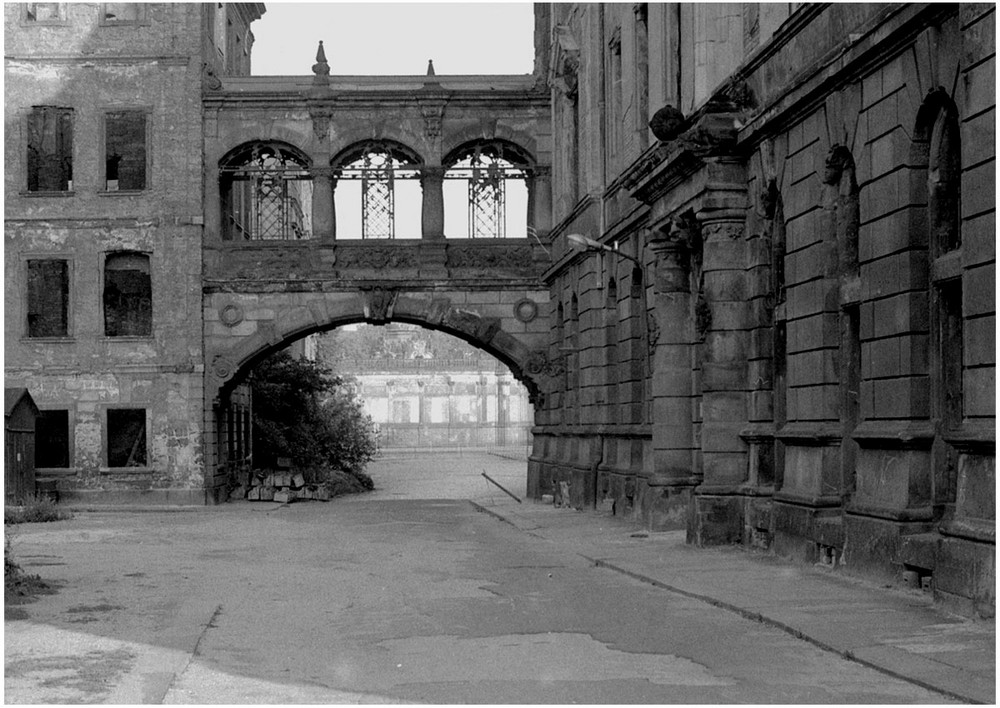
533;3;995;617
4;3;995;616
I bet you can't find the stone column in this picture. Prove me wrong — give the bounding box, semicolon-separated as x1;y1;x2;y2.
311;169;335;242
693;210;750;545
420;166;446;240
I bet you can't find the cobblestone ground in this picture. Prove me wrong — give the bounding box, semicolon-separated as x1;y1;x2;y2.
360;449;528;506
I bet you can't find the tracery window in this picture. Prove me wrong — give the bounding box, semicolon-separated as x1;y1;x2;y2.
220;142;312;240
333;142;421;240
444;142;529;239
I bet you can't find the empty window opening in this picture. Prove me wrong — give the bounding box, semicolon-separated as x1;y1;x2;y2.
105;111;146;191
25;3;60;21
928;102;961;255
221;142;313;240
27;106;73;192
35;410;70;468
444;143;529;239
104;252;151;337
102;3;142;23
107;409;146;467
334;143;421;240
27;259;69;337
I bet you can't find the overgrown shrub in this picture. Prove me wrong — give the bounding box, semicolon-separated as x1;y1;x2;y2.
4;536;48;601
4;495;73;524
250;351;377;487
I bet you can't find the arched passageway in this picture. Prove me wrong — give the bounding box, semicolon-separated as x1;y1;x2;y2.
204;288;555;499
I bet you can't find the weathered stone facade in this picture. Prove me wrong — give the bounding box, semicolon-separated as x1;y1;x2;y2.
532;3;995;617
4;3;249;503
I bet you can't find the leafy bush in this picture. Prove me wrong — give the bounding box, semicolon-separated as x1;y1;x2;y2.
250;351;377;487
5;495;73;524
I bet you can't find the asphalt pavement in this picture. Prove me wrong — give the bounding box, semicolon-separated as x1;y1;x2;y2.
4;451;994;703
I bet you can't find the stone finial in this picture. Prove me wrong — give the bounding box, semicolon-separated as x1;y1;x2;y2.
426;59;435;76
312;41;330;83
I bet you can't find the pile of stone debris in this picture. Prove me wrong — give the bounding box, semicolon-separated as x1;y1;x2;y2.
232;469;331;504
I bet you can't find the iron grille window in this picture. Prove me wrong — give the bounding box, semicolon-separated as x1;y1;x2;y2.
36;410;70;468
27;106;73;192
221;144;312;240
336;146;420;240
104;252;151;337
107;409;146;467
105;111;146;191
446;148;527;238
27;259;69;337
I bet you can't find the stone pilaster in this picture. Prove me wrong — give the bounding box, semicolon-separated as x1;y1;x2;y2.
640;227;699;530
527;166;552;238
693;210;751;545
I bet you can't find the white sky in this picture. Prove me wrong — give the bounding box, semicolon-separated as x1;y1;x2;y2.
250;2;536;76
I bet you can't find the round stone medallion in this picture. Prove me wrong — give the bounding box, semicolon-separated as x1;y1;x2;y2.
220;304;244;327
513;298;538;323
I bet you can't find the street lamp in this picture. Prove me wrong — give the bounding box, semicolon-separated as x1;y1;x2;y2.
566;233;642;267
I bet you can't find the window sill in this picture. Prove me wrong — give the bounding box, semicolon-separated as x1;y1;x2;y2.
22;336;75;343
99;467;154;475
103;335;154;341
19;190;75;198
35;467;78;477
98;189;147;197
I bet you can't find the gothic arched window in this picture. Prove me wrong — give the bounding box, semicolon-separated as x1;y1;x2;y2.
220;142;312;240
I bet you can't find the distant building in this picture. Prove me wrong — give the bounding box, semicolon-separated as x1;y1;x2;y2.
324;325;532;451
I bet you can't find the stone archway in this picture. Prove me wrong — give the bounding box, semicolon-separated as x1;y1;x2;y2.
202;287;556;498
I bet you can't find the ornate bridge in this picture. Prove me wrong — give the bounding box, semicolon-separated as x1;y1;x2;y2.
200;58;555;486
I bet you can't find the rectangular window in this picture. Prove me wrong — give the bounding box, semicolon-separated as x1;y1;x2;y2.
27;259;69;337
107;408;147;467
36;410;70;468
105;111;146;191
104;252;152;336
101;3;143;24
27;106;73;192
25;3;61;22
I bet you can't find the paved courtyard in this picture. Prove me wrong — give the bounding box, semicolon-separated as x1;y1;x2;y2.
4;453;992;703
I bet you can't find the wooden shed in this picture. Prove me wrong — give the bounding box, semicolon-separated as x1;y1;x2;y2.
5;388;39;504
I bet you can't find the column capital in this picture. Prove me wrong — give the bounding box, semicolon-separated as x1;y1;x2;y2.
419;165;447;181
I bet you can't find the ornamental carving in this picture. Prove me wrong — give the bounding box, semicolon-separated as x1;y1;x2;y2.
310;110;332;141
447;245;534;269
444;308;501;343
337;247;416;269
211;355;236;381
525;350;566;378
219;304;244;327
420;102;445;140
361;287;397;323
